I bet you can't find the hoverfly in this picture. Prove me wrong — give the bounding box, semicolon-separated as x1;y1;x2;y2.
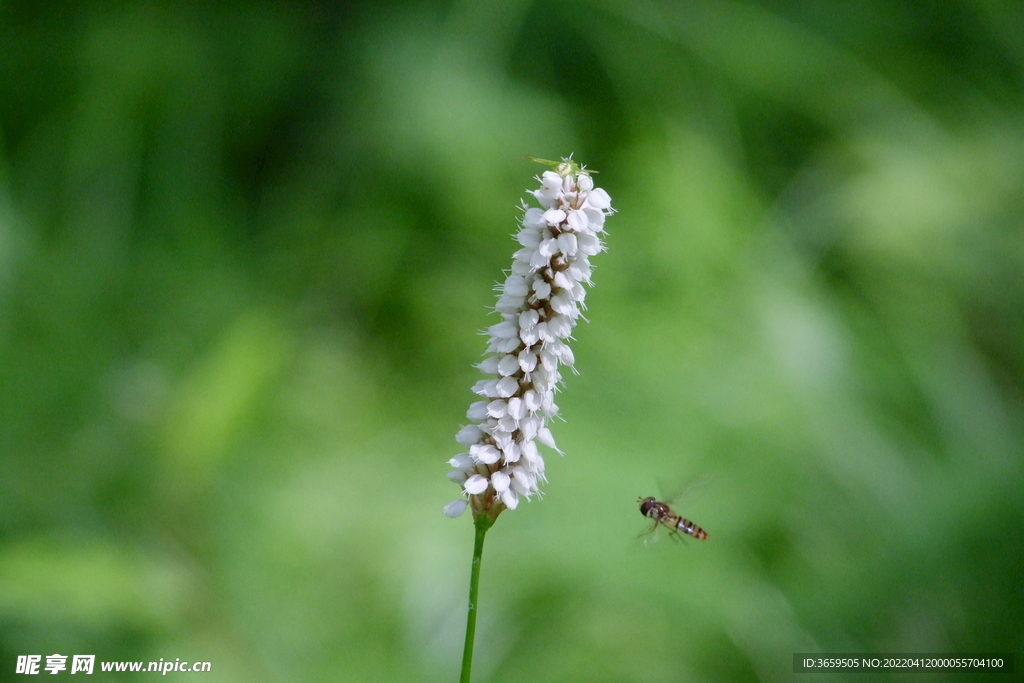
638;496;709;541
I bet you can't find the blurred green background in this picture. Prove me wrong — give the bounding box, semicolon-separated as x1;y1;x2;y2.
2;0;1022;681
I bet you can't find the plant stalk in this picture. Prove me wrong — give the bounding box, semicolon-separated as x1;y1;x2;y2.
459;513;494;683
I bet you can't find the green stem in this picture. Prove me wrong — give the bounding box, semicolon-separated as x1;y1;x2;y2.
459;513;495;683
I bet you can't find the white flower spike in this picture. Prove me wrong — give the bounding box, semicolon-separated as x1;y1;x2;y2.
445;157;614;520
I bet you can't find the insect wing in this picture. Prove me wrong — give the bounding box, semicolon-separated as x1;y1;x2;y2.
657;473;710;508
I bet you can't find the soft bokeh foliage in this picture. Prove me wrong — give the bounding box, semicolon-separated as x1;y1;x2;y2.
2;1;1022;681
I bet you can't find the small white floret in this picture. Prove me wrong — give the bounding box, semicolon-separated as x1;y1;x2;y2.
486;400;508;418
464;474;489;495
472;379;499;397
585;187;612;210
456;424;484;447
488;320;519;339
449;454;473;469
495;376;518;398
518;349;538;373
476;356;500;374
503;275;529;297
518;309;540;331
537;426;563;454
444;499;469;518
470;444;502;465
500;488;519;510
467;401;489;421
491;470;511;492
